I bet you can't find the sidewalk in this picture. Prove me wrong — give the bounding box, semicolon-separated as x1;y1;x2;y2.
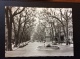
5;42;74;57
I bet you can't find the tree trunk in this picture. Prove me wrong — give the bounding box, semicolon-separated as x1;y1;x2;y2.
14;34;18;47
66;19;68;45
65;11;69;45
58;25;61;44
7;17;12;51
5;7;12;51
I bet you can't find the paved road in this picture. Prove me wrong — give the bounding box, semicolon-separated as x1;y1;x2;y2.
5;42;74;57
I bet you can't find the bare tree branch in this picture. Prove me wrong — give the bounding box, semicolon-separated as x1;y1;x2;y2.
60;9;67;21
13;7;25;16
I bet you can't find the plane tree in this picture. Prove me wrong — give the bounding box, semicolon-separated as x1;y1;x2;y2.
5;6;25;51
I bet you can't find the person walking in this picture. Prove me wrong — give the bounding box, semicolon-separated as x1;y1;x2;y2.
43;40;46;47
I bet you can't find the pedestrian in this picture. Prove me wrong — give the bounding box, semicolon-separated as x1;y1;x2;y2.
60;35;64;45
66;38;70;45
43;40;46;47
55;37;58;44
68;38;70;45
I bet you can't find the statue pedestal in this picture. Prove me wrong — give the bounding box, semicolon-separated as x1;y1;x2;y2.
37;45;60;50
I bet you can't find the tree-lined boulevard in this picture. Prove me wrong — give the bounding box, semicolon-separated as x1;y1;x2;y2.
5;7;73;57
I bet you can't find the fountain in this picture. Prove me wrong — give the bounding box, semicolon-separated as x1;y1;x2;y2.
37;42;60;50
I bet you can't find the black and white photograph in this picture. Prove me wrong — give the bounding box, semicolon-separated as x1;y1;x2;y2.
5;6;73;57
